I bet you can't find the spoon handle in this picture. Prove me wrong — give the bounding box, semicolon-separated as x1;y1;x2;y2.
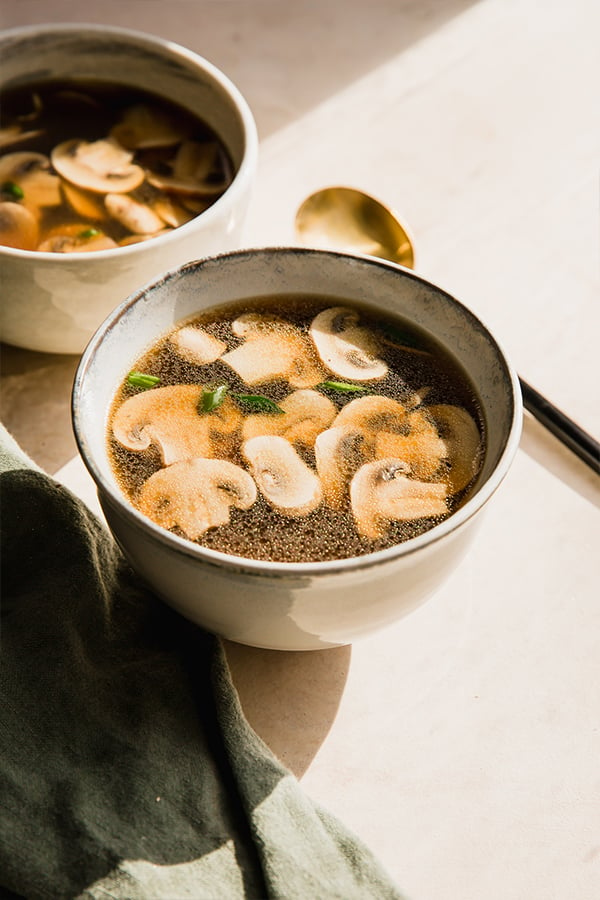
519;378;600;475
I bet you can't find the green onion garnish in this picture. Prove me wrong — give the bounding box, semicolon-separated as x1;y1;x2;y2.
1;180;24;201
198;384;285;414
78;227;100;239
127;372;161;389
231;393;285;414
200;384;229;412
318;381;370;393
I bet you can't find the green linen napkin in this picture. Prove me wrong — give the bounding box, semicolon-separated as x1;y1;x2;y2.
0;424;406;900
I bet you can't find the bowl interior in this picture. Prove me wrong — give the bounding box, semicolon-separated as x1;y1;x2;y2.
0;24;251;172
74;248;521;548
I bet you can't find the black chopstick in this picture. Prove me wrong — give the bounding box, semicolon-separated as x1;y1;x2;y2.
520;378;600;475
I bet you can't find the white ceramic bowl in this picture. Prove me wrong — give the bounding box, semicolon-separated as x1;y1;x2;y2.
73;248;522;650
0;23;258;354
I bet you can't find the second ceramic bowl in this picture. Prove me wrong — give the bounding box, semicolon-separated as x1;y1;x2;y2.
0;23;258;354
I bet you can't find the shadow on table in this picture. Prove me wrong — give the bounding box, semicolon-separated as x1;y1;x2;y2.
0;0;479;137
224;639;352;777
520;413;600;510
0;342;81;473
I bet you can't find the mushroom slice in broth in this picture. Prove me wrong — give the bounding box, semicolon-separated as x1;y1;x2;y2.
51;137;145;194
169;325;227;365
221;314;324;389
241;389;336;448
0;152;61;212
138;458;257;540
315;424;372;510
36;223;118;253
104;192;165;235
112;384;241;466
61;181;106;219
350;459;449;540
374;409;447;481
147;140;232;197
309;306;388;381
333;395;407;444
110;103;191;150
0;124;45;149
0;201;39;250
243;436;322;517
426;405;483;494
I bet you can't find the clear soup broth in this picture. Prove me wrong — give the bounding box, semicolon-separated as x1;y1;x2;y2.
107;296;486;563
0;79;233;252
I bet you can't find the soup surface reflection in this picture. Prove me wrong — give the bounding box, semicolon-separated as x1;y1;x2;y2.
108;296;486;562
0;79;233;252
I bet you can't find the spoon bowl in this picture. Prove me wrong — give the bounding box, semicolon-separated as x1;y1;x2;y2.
295;186;415;268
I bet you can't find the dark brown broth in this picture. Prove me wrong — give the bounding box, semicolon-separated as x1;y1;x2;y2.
108;296;486;562
0;79;232;248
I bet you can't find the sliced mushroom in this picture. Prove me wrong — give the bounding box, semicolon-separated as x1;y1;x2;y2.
104;192;165;235
169;325;227;365
179;195;211;215
243;435;322;517
333;395;407;437
111;384;241;465
118;181;195;230
61;182;106;219
36;224;118;253
152;195;194;228
426;405;482;494
147;139;231;197
309;306;388;381
231;311;286;338
406;386;433;408
241;389;336;447
16;90;43;122
0;201;39;250
374;409;447;480
0;152;61;210
314;424;372;509
110;103;190;150
0;125;44;149
221;315;323;389
350;459;449;539
137;458;257;540
51;137;145;194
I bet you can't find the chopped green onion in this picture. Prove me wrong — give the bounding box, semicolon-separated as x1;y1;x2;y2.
78;227;100;239
231;393;285;414
127;371;161;389
200;384;228;412
198;384;284;414
318;381;370;394
1;180;24;201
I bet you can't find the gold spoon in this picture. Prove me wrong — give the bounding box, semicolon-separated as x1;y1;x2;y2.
295;186;415;269
294;186;600;475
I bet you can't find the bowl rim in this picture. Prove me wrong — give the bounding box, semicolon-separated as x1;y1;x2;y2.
0;21;258;262
72;246;523;577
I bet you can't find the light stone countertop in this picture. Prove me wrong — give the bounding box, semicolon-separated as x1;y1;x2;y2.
1;2;599;898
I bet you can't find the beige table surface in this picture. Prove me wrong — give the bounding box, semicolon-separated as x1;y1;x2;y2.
1;2;599;898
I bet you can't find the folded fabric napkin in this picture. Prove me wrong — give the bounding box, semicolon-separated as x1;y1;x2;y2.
0;425;405;900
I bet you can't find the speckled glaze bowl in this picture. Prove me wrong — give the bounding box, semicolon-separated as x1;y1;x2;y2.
72;248;522;650
0;24;257;354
